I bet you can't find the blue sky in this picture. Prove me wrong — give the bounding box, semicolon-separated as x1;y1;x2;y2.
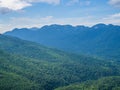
0;0;120;33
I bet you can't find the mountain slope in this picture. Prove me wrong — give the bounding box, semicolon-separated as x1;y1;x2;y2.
0;34;120;90
0;49;39;90
4;24;120;61
55;76;120;90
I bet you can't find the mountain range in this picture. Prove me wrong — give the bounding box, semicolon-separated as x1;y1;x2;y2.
1;23;120;90
4;23;120;61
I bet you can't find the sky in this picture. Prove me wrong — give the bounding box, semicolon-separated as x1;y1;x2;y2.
0;0;120;33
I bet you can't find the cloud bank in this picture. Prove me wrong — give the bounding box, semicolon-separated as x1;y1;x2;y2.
0;0;119;13
1;13;120;33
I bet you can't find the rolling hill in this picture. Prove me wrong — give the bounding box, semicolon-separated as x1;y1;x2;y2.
0;34;120;90
4;24;120;61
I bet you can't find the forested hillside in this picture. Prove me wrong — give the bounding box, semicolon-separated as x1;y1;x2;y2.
0;49;39;90
55;76;120;90
0;35;120;90
4;24;120;61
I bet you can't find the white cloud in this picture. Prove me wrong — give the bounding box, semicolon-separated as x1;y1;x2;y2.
0;0;31;11
0;0;60;11
67;0;91;6
102;13;120;24
0;16;97;33
27;0;60;5
109;0;120;8
0;24;12;33
0;16;55;33
110;13;120;18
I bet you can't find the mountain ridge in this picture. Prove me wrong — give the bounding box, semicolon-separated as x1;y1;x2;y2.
4;23;120;61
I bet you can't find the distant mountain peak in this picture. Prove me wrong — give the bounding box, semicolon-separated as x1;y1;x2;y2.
92;23;107;29
12;28;29;31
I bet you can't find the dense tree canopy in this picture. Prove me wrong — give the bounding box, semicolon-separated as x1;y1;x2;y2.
55;76;120;90
0;35;120;90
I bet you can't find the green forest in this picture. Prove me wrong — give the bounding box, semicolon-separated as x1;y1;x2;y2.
55;76;120;90
0;35;120;90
